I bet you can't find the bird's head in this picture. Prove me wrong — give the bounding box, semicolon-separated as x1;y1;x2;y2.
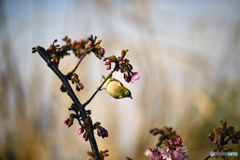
121;87;133;99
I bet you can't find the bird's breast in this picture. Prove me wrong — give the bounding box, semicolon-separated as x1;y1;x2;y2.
105;80;121;98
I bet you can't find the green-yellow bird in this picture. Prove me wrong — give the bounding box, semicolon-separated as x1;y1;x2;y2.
101;75;132;99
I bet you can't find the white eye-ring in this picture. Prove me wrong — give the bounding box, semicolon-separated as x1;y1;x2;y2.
125;91;129;95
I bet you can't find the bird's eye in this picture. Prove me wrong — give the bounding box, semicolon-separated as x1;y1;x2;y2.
125;91;129;95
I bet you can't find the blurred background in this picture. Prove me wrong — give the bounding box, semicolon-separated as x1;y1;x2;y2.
0;0;240;159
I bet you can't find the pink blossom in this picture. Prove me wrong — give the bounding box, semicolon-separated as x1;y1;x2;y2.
144;148;156;160
158;146;172;160
174;147;189;160
131;71;141;83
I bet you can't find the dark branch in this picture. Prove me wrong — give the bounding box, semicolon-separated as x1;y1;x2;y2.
37;48;101;160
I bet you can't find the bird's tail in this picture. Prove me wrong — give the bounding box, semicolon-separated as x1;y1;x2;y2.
101;74;106;82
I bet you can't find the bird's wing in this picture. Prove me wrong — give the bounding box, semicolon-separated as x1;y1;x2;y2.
108;78;123;87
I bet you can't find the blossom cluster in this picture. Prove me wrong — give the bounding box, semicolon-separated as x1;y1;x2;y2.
62;35;105;59
94;122;109;139
77;118;109;141
32;35;105;70
145;146;189;160
64;113;76;127
60;73;84;92
103;49;141;83
150;127;183;150
145;127;189;160
207;117;239;155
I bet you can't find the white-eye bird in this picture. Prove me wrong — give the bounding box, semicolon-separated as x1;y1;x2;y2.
101;75;132;99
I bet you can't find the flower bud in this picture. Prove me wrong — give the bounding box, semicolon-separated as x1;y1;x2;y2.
60;84;67;92
76;85;80;91
208;133;214;139
106;65;111;70
150;128;157;134
97;130;101;137
214;137;218;145
177;137;182;143
232;138;238;144
105;60;111;65
103;57;108;61
174;140;178;145
78;127;84;135
80;84;84;90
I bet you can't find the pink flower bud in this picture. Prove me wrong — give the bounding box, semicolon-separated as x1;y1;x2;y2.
101;48;105;54
106;65;111;70
55;59;59;64
104;130;108;137
64;119;69;124
80;50;85;55
177;137;182;142
174;140;178;145
208;133;214;139
78;127;84;135
80;84;84;90
105;60;111;65
103;57;108;61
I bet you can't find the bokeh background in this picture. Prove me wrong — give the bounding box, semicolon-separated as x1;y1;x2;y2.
0;0;240;159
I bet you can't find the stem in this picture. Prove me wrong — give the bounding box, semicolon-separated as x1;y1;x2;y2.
37;48;101;160
82;66;116;108
65;47;95;78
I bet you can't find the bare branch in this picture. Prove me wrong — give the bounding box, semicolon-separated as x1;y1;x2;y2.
83;66;116;108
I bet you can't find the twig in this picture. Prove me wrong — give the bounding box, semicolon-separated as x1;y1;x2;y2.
82;66;116;108
204;149;217;160
37;48;101;160
65;47;95;79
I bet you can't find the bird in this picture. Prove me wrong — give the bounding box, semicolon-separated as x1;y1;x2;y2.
101;75;132;99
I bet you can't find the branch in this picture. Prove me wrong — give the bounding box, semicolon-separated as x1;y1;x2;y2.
65;47;95;79
82;66;116;108
204;131;240;160
37;48;101;160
